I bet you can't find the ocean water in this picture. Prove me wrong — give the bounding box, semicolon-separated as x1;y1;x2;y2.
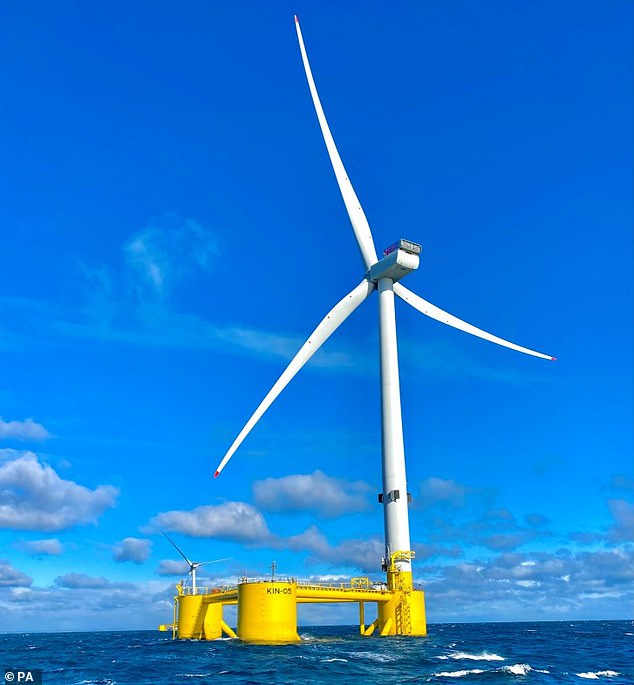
1;621;632;684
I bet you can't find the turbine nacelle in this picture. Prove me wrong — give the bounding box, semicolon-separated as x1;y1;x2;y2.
367;238;422;284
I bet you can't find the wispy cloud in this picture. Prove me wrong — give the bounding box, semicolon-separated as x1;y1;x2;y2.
15;538;63;556
401;337;555;385
0;214;553;386
123;215;219;297
609;474;634;494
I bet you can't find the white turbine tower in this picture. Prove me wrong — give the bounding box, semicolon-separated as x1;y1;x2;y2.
162;531;229;594
214;17;554;577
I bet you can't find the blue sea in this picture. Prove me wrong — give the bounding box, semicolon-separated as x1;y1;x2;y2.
1;621;632;684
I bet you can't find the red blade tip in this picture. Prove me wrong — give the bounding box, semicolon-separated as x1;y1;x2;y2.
214;470;220;478
294;15;299;23
550;357;557;361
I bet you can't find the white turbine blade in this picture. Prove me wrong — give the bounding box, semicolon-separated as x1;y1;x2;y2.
197;558;231;567
394;283;555;361
161;531;193;566
294;15;378;270
215;278;376;477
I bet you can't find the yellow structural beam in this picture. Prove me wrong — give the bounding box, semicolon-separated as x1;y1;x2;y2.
296;585;391;603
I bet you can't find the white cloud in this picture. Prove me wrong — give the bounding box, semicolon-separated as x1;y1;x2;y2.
0;417;50;441
0;574;175;632
0;560;32;587
415;478;552;552
113;537;152;564
253;470;371;518
287;525;384;572
422;547;634;622
481;531;539;550
55;573;111;589
148;502;274;545
413;542;462;561
607;499;634;542
157;559;189;576
419;477;472;508
611;475;634;492
0;451;119;531
18;538;63;556
286;525;462;573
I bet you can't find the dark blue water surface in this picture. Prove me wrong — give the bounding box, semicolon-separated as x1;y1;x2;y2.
1;621;632;684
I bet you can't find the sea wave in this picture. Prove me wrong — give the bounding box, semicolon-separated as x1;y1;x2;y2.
435;664;550;679
438;651;505;661
350;650;399;663
502;664;549;676
174;675;211;679
576;671;620;679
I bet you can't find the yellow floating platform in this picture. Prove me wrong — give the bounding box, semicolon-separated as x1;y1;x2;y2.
165;557;426;644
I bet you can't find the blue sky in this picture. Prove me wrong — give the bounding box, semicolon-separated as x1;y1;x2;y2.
1;1;632;632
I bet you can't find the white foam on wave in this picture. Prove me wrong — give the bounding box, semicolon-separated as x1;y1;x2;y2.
502;664;535;676
436;669;485;678
576;671;619;679
352;651;399;663
438;651;505;661
175;673;216;679
323;658;348;663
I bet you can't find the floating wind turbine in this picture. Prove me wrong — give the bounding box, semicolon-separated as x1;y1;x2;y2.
162;531;229;594
214;17;554;574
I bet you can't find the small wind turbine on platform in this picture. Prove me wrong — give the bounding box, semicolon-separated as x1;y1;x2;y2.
162;531;229;594
214;17;554;575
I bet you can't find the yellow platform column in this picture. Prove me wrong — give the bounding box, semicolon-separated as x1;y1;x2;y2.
378;591;427;636
237;581;300;644
409;589;427;636
177;595;206;639
202;601;223;640
378;566;427;637
378;592;398;636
